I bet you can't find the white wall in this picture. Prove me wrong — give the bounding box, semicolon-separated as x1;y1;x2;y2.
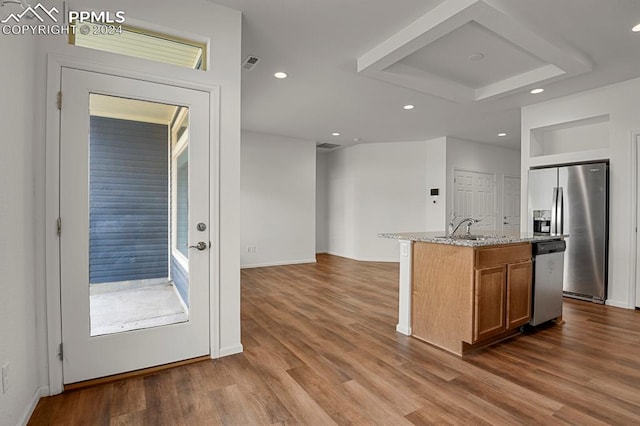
316;151;329;253
324;137;520;262
425;137;448;231
327;146;360;259
446;137;521;231
241;131;317;267
327;141;431;261
355;142;431;261
0;33;40;425
27;0;242;399
521;76;640;309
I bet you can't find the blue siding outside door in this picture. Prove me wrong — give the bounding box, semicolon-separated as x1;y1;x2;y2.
89;116;169;284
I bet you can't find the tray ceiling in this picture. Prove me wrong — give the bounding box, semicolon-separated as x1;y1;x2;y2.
358;0;592;103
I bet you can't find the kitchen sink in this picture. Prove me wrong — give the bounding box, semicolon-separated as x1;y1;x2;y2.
456;234;492;241
433;234;495;241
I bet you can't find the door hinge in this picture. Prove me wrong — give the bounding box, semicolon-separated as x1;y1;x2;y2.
56;217;62;236
58;343;63;361
57;91;62;110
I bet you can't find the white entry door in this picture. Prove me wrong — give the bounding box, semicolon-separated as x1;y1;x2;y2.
453;169;495;232
60;68;211;384
503;176;521;236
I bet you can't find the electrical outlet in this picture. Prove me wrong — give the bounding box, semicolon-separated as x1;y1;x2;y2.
246;246;256;253
2;362;9;394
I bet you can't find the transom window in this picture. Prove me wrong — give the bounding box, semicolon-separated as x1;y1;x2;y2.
70;23;207;70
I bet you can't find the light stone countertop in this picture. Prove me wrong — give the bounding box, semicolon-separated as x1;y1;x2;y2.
378;231;566;247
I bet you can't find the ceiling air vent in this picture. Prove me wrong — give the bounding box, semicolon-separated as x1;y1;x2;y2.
316;143;341;149
242;55;261;71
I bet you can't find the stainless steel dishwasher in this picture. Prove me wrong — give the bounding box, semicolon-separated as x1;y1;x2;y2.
530;240;566;326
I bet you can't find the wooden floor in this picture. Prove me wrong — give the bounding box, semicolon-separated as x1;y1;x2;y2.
30;254;640;425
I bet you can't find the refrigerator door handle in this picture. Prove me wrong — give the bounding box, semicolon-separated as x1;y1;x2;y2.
551;187;558;234
557;187;564;235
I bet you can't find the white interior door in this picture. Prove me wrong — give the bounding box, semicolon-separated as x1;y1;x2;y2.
503;176;521;236
60;68;211;384
453;169;495;232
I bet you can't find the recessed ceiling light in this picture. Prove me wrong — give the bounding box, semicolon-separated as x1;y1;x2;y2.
530;88;544;94
633;23;640;32
274;72;288;79
353;138;361;142
498;133;507;137
403;104;415;110
468;52;485;61
331;132;341;136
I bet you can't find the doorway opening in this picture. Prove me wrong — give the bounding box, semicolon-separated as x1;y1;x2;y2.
88;94;191;336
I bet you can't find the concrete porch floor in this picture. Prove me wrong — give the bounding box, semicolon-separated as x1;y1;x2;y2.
90;283;188;336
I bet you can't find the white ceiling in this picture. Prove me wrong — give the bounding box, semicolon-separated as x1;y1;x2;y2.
398;22;546;90
209;0;640;149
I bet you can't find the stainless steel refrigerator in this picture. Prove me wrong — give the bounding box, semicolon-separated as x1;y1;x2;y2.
528;162;608;303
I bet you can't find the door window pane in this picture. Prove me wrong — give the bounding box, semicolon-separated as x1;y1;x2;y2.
88;94;190;336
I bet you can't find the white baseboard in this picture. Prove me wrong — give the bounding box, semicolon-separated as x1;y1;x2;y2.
18;386;48;426
326;251;398;263
326;251;350;259
357;257;399;263
218;344;243;357
605;299;633;309
240;258;317;269
396;324;411;336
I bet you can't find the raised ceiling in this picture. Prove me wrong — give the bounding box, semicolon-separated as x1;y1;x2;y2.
209;0;640;149
358;0;591;103
397;22;546;90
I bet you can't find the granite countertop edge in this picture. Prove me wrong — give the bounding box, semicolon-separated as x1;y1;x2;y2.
378;231;567;247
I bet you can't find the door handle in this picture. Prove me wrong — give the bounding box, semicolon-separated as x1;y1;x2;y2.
557;187;564;235
189;241;208;251
551;187;558;234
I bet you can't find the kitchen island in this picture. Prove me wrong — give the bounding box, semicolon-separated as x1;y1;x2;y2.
380;231;565;356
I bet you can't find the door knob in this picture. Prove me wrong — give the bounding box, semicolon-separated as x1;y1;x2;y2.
189;241;208;251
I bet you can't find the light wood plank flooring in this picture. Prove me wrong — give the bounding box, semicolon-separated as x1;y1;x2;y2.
30;254;640;425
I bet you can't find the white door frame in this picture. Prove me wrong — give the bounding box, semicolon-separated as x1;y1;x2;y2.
45;55;221;394
632;131;640;309
502;175;521;235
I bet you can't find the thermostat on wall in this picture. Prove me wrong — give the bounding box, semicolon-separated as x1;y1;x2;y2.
430;188;439;204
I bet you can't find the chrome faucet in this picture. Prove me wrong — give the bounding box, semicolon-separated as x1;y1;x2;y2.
448;214;457;235
450;217;481;236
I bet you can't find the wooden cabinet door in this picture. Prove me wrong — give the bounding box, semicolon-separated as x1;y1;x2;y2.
507;260;533;329
474;265;506;342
